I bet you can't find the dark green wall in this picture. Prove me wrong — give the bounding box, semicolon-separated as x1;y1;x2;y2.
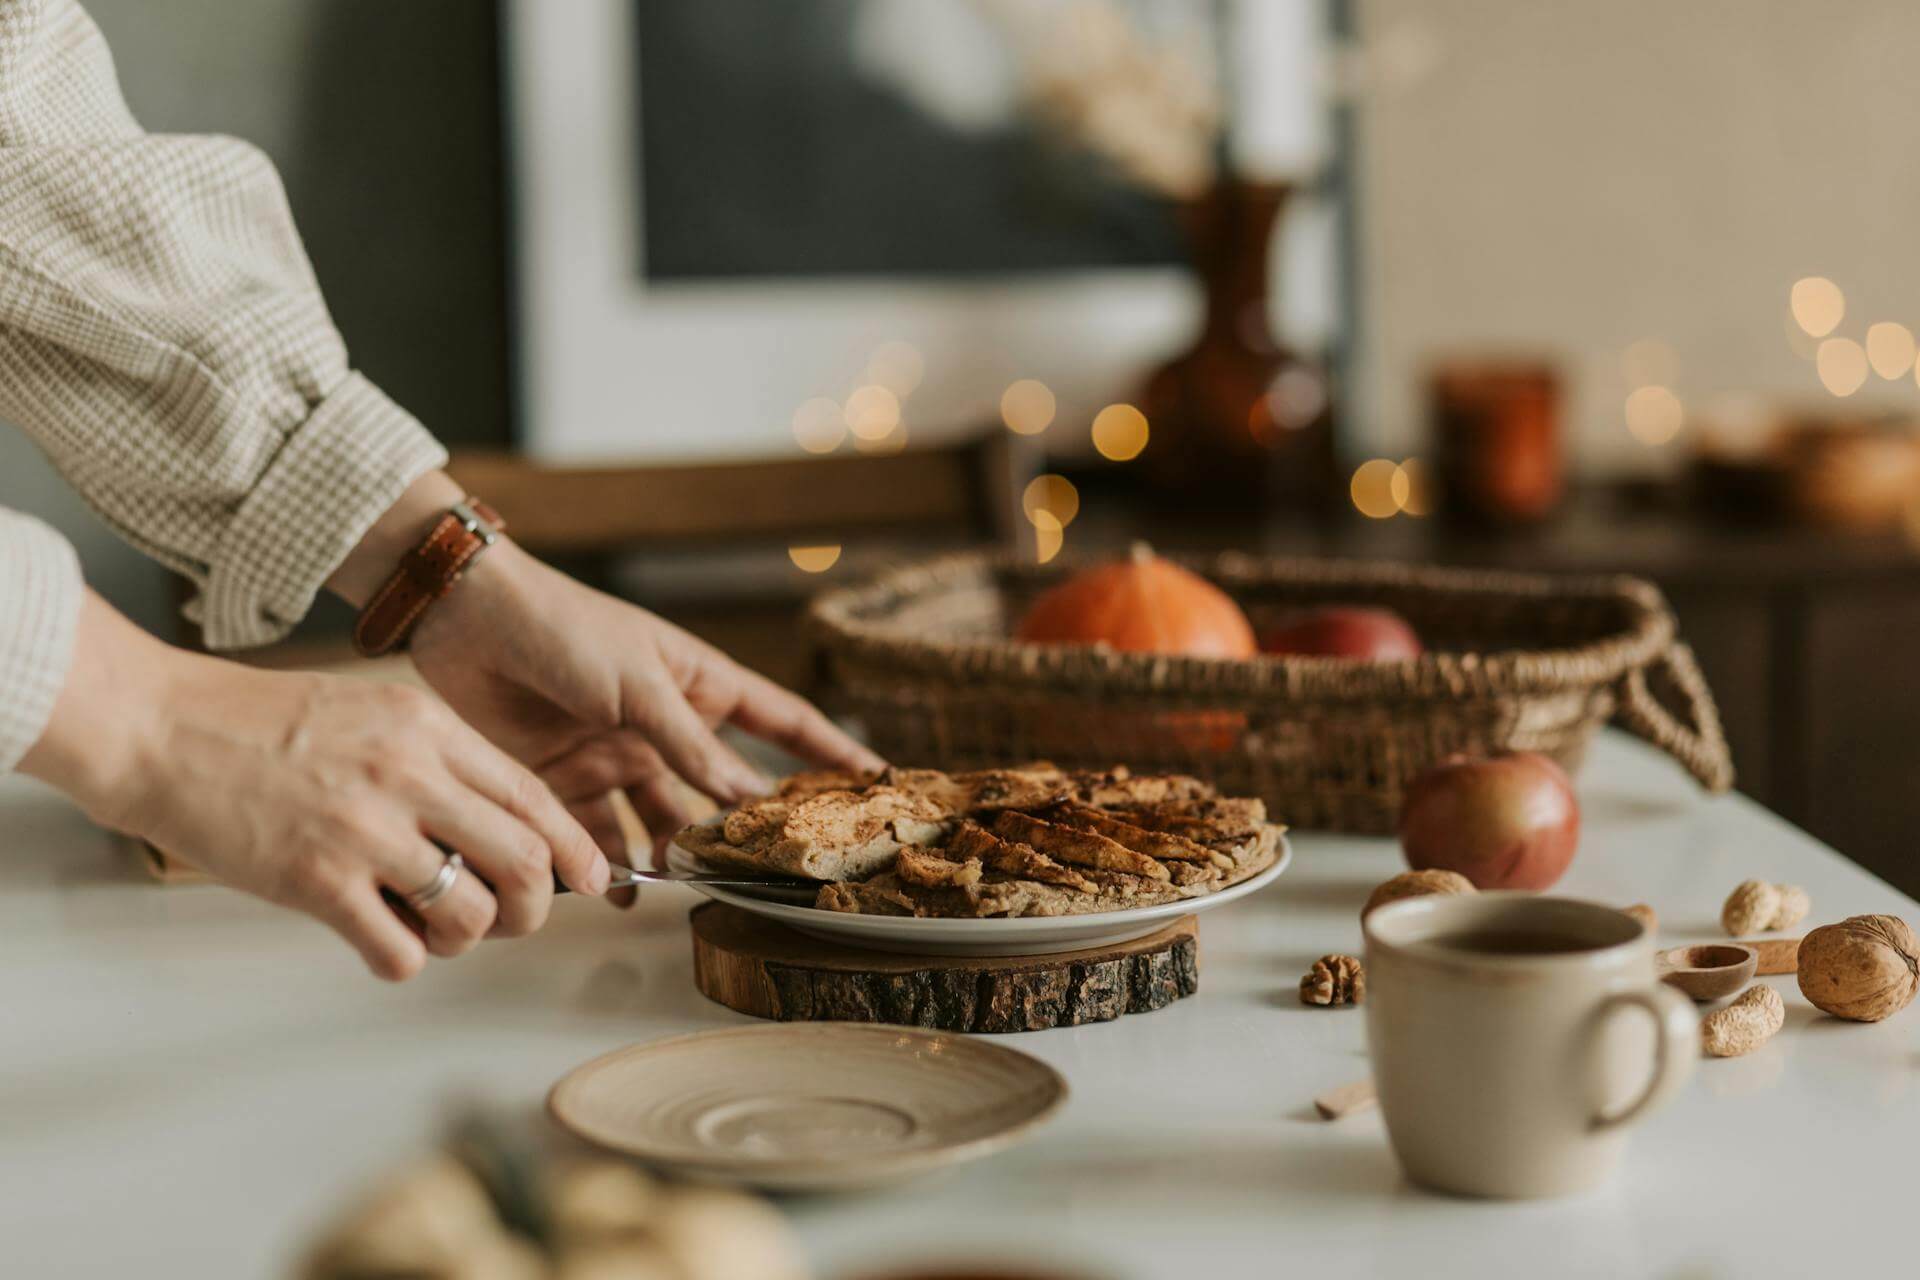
88;0;513;452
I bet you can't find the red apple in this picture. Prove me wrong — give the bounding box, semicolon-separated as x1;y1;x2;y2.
1260;607;1423;661
1398;752;1580;891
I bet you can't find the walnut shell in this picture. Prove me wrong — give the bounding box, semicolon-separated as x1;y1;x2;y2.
1796;915;1920;1022
1701;983;1785;1058
1721;880;1781;936
1362;869;1475;920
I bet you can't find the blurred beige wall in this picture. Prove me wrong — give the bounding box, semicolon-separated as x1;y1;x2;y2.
1354;0;1920;472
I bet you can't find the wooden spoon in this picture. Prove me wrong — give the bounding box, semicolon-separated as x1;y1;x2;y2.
1730;935;1801;975
1656;943;1758;1001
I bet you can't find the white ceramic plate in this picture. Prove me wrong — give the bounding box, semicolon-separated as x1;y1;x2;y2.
667;824;1292;957
547;1024;1067;1191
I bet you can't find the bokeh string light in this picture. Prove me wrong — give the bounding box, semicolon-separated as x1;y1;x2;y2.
1624;385;1684;445
1350;459;1401;519
1620;337;1683;447
844;385;901;440
1348;459;1433;518
791;397;845;454
1021;474;1080;529
1091;404;1150;461
788;544;842;573
1866;322;1916;380
1815;337;1869;396
1030;509;1065;564
1388;465;1411;511
1791;277;1846;338
1396;459;1435;516
1000;379;1056;435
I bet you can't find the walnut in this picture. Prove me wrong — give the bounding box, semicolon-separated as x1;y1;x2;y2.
1796;915;1920;1022
1362;869;1475;921
1300;954;1365;1006
1700;984;1785;1057
1721;880;1808;935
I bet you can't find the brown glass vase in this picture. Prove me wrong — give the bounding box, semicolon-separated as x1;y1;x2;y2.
1136;179;1334;512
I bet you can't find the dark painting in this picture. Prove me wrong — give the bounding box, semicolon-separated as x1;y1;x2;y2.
633;0;1187;280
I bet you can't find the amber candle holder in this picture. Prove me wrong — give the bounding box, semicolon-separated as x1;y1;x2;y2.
1429;361;1564;526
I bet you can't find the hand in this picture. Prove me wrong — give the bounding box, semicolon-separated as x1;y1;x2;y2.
21;595;610;980
408;540;885;868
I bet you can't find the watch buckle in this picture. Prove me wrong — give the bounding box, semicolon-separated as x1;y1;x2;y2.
450;499;500;546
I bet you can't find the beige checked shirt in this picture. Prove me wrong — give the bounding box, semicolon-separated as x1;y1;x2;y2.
0;0;447;770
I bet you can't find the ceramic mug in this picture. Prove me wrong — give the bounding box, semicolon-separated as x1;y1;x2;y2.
1362;892;1696;1198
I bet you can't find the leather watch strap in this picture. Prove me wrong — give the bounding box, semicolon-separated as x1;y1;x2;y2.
351;499;505;657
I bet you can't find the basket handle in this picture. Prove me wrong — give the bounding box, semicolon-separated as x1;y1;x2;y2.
1614;641;1735;792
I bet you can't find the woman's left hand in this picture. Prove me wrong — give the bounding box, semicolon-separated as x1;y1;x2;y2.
407;540;886;879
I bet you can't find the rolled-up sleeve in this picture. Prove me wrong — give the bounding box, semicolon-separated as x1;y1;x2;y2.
0;0;447;649
0;506;82;771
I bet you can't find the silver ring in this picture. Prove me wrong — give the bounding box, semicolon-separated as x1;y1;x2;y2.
404;851;463;911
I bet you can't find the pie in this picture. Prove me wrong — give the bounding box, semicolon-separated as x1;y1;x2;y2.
672;763;1285;919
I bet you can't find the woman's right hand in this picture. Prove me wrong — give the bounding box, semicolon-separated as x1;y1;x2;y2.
21;593;609;980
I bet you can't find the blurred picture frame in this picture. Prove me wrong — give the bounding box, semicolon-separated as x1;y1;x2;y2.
502;0;1216;464
499;0;1336;466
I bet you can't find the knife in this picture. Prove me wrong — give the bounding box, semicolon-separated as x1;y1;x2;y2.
553;864;825;902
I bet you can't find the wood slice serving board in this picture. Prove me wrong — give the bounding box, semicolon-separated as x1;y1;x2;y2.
690;902;1199;1034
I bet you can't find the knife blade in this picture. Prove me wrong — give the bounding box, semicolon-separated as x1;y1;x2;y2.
553;864;825;901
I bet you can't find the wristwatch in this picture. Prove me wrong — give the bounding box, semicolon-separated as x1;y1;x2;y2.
351;498;506;657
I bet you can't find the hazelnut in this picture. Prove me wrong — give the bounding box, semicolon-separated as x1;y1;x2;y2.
1721;880;1782;936
1362;869;1475;920
1772;885;1811;931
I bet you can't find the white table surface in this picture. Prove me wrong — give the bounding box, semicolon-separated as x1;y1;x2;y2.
4;730;1916;1279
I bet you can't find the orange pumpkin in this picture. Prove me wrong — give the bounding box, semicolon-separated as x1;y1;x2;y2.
1016;544;1256;657
1015;546;1254;757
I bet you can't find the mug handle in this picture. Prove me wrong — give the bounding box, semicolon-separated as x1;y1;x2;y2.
1590;985;1698;1132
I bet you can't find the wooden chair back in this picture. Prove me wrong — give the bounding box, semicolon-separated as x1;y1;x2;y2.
447;432;1038;555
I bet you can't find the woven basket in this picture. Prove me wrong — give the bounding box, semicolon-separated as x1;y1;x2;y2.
806;551;1735;833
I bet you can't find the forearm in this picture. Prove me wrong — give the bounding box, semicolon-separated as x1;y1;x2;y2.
15;461;467;807
0;508;86;774
324;469;469;608
19;583;611;978
17;590;175;828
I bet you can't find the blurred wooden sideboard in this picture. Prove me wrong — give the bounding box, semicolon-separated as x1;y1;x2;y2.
1101;488;1920;897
